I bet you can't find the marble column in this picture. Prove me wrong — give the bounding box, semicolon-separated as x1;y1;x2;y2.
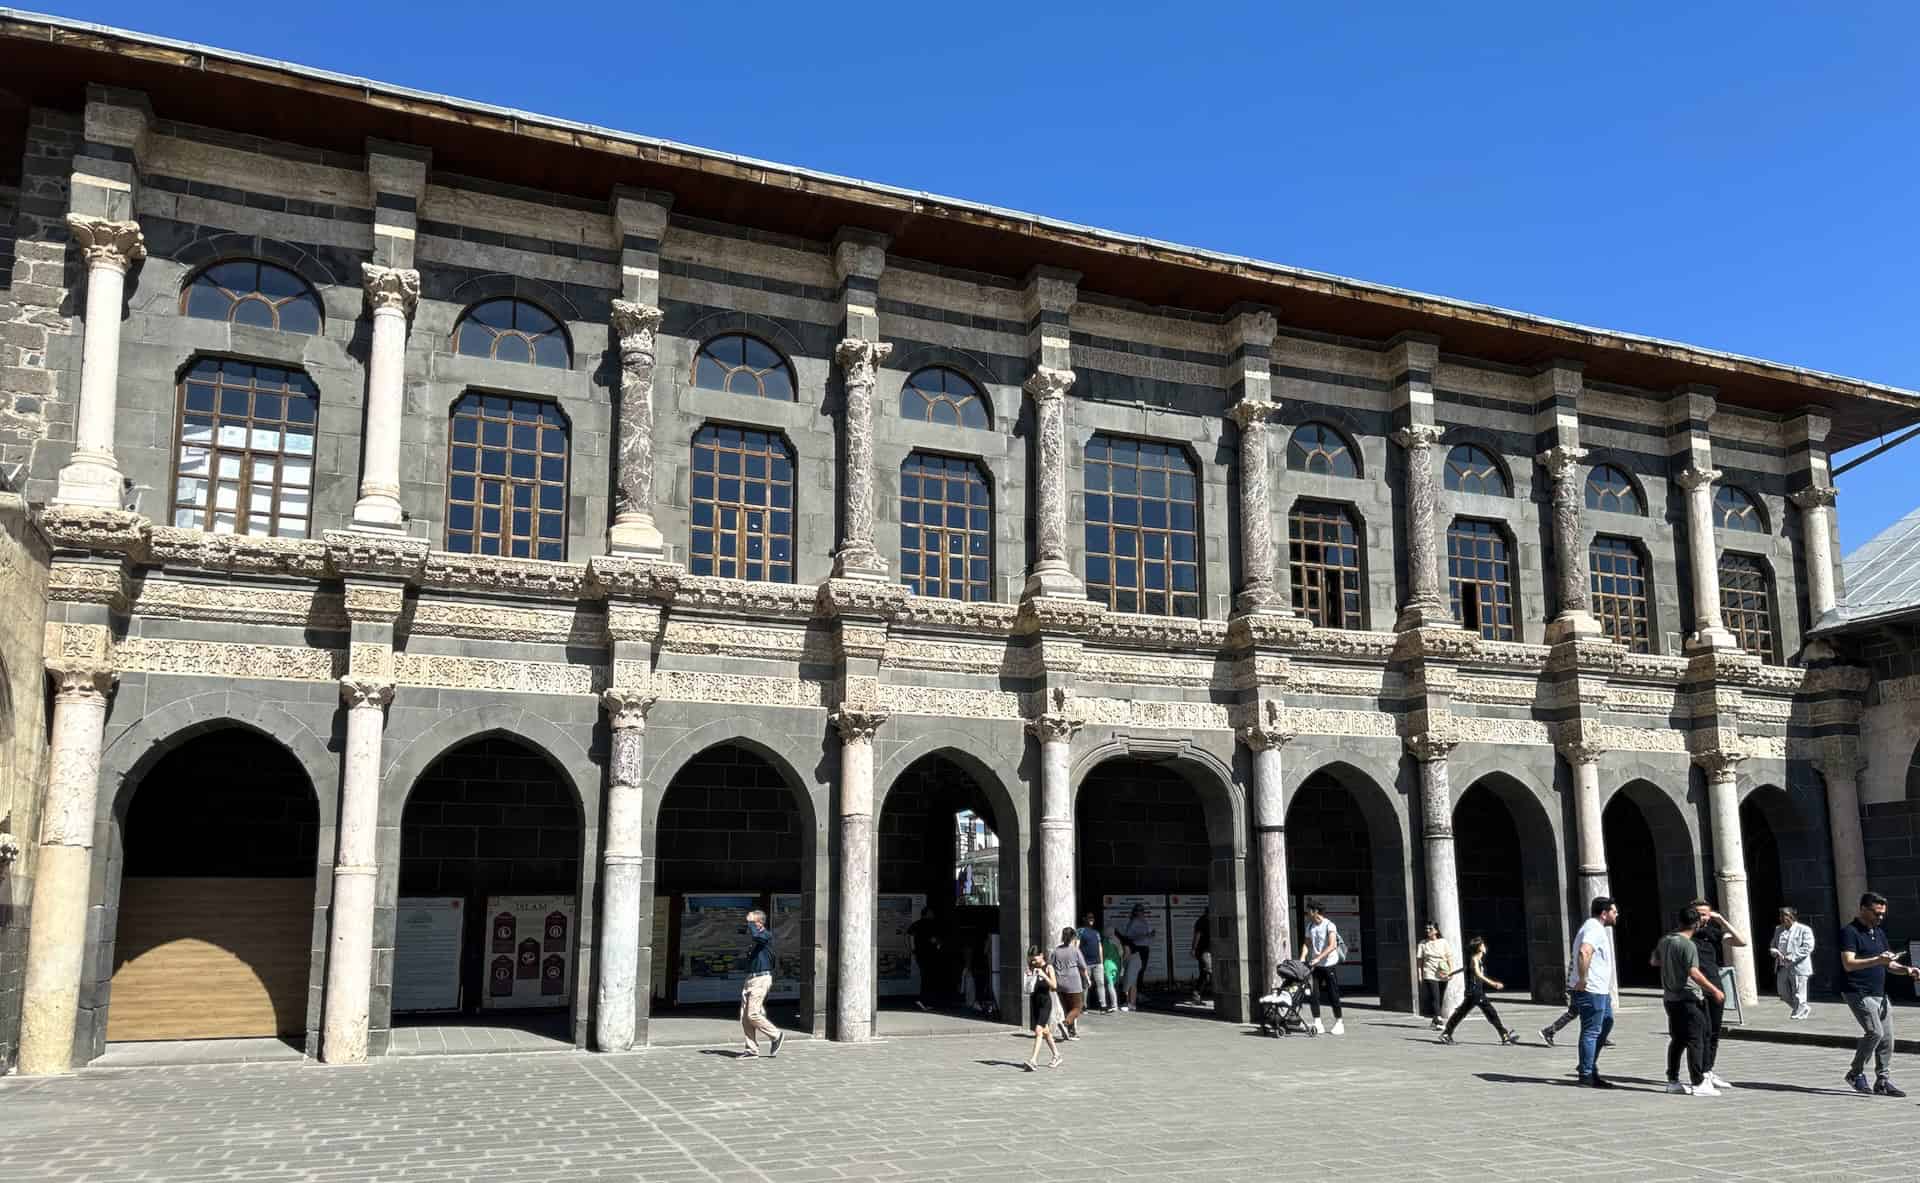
1819;746;1869;938
1701;752;1758;1006
1678;466;1736;649
1230;401;1280;614
1792;485;1839;621
16;666;116;1074
1030;710;1080;943
833;339;892;580
321;677;393;1064
1409;736;1464;1013
832;708;885;1041
609;302;666;556
596;690;655;1051
53;216;145;509
1393;424;1451;628
350;264;420;532
1566;744;1609;906
1543;445;1599;637
1242;716;1293;991
1024;367;1081;598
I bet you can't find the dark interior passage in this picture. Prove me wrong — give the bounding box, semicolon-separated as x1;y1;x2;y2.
1453;785;1529;991
1077;760;1209;903
879;755;1003;1015
1284;775;1378;993
1741;797;1785;934
1602;793;1663;986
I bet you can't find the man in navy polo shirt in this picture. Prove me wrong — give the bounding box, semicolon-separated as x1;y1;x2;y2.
1838;891;1919;1096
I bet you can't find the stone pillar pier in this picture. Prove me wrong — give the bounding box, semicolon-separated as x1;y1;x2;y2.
1818;744;1869;934
53;217;144;509
1408;736;1464;1013
1024;367;1080;598
1678;465;1737;651
1230;400;1280;614
350;265;420;532
1242;716;1293;991
1701;752;1758;1006
1030;710;1080;944
832;709;885;1041
596;689;655;1051
832;339;892;580
321;677;393;1064
1543;445;1600;641
1792;485;1839;621
17;665;116;1074
609;302;666;555
1566;744;1609;905
1394;424;1451;629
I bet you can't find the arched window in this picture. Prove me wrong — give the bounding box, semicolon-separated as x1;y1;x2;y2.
692;334;795;400
1589;536;1651;652
1286;423;1359;477
453;299;570;368
1585;465;1644;515
1084;435;1200;618
446;394;570;561
900;367;990;428
1289;501;1363;628
171;358;318;537
1715;485;1767;532
1447;518;1516;640
181;260;322;334
900;452;991;600
690;424;794;582
1718;554;1776;661
1444;445;1509;495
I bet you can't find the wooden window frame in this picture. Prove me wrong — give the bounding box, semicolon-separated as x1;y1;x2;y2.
1083;434;1203;619
1447;517;1517;641
169;357;319;539
688;423;795;582
445;392;571;561
1288;500;1365;629
1588;534;1652;652
1718;552;1777;662
899;451;993;601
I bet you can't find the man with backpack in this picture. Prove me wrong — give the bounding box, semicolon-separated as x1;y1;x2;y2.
1300;900;1346;1036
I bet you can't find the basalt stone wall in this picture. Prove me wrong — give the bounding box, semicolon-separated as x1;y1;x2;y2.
653;745;803;895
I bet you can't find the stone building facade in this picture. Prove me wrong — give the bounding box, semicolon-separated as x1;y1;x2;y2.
2;14;1917;1073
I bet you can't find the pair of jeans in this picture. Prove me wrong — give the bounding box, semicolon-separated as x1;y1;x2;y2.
1573;989;1613;1078
1419;979;1447;1019
1444;994;1504;1037
1663;997;1707;1085
1844;991;1895;1079
1307;966;1342;1020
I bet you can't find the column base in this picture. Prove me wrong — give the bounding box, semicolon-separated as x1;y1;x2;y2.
1023;560;1083;600
350;492;406;534
832;545;889;581
52;452;124;510
1544;610;1602;644
1395;598;1456;631
1234;586;1291;616
608;516;666;558
1685;626;1739;652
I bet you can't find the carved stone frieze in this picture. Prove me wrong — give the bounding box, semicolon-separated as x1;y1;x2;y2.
1080;651;1219;689
48;560;133;611
323;530;428;581
48;622;111;664
882;685;1023;719
115;638;344;682
1289;628;1396;660
1393;626;1481;664
147;526;330;577
606;605;664;646
1084;612;1228;650
673;575;816;620
394;652;604;695
833;622;890;664
1016;594;1103;636
349;641;394;685
1280;707;1400;739
587;554;683;603
37;505;148;555
420;550;588;599
880;638;1007;675
661;620;814;662
408;600;607;646
818;577;909;621
1227;612;1315;650
343;583;406;625
895;595;1018;634
651;669;827;708
131;579;343;631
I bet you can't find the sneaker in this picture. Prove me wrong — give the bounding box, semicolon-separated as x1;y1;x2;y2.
1047;1055;1062;1069
1665;1082;1690;1094
1875;1078;1907;1099
1329;1020;1345;1036
1583;1075;1616;1090
1437;1033;1455;1045
1307;1018;1325;1035
1792;1006;1812;1020
768;1032;785;1058
1500;1030;1521;1045
1538;1026;1556;1048
1708;1071;1731;1090
1845;1072;1873;1094
1429;1020;1444;1031
1023;1061;1036;1073
1118;1005;1130;1013
1692;1081;1720;1097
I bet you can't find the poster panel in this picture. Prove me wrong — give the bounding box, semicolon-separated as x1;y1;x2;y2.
676;893;758;1004
1167;893;1211;985
1103;893;1169;986
393;897;464;1012
875;893;925;997
769;893;806;1001
481;895;575;1009
1294;893;1363;987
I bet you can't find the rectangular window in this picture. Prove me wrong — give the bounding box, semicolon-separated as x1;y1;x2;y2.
1718;554;1776;662
1288;501;1363;629
172;357;318;538
1083;435;1201;618
1447;518;1515;641
689;425;793;582
446;394;568;561
1588;536;1651;653
899;452;992;601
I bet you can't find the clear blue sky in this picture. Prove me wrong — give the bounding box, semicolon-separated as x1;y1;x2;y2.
37;2;1920;553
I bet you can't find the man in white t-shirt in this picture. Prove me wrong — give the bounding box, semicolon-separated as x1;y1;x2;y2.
1300;901;1345;1036
1568;896;1619;1087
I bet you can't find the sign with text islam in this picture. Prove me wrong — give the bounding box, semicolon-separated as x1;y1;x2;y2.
393;897;463;1012
481;895;574;1010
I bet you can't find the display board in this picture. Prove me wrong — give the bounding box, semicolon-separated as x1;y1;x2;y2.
1168;893;1211;986
770;893;806;1001
875;893;925;997
481;895;574;1009
393;897;464;1012
1103;893;1170;986
1294;893;1363;987
676;893;758;1004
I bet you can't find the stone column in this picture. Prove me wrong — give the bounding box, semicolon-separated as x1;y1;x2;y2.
1025;367;1081;598
1393;424;1451;629
1818;744;1869;937
597;689;655;1051
351;265;420;532
1701;751;1758;1006
52;217;144;509
609;302;666;555
1792;485;1839;621
1678;466;1736;650
832;708;885;1041
321;677;393;1064
17;665;116;1074
1566;744;1609;905
1030;709;1081;943
1408;736;1464;1013
1230;401;1280;613
1543;445;1600;639
1242;716;1293;990
832;339;892;580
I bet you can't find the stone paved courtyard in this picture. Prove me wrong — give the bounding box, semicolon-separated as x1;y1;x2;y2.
2;1003;1914;1182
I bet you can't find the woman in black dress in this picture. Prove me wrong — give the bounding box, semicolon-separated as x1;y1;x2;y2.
1024;945;1062;1071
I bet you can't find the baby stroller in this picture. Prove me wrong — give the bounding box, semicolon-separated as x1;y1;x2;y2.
1257;958;1315;1037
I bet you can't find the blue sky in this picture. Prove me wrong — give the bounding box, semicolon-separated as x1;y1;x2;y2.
37;2;1920;553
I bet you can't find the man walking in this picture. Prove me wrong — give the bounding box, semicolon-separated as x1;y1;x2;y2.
1658;907;1726;1096
1301;901;1345;1036
1687;898;1747;1091
1048;926;1093;1039
1076;912;1107;1013
739;908;785;1058
1839;891;1920;1097
1568;896;1618;1088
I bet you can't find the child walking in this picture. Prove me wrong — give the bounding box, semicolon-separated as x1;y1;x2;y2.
1439;936;1520;1045
1024;946;1062;1071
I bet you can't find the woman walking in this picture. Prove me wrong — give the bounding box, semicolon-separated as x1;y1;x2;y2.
1024;946;1062;1071
1438;936;1520;1045
1415;922;1454;1030
1769;906;1815;1020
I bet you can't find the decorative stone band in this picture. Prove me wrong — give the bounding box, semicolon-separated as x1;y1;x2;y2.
830;708;888;744
339;677;395;710
601;687;657;731
1790;485;1839;509
50;662;117;703
361;263;421;315
65;214;146;272
1675;466;1722;492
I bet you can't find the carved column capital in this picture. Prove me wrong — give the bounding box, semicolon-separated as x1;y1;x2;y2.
361;263;421;315
831;708;888;744
834;337;893;382
1695;747;1747;782
1676;466;1722;493
1228;399;1279;430
65;215;145;272
339;677;395;710
611;300;664;361
1542;445;1589;480
1392;423;1447;452
1238;722;1295;752
1790;485;1838;510
49;662;117;702
601;688;657;731
1027;713;1082;745
1404;733;1456;763
1023;366;1076;403
1559;741;1605;766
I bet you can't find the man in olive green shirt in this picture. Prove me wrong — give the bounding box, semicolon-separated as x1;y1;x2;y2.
1656;908;1726;1096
